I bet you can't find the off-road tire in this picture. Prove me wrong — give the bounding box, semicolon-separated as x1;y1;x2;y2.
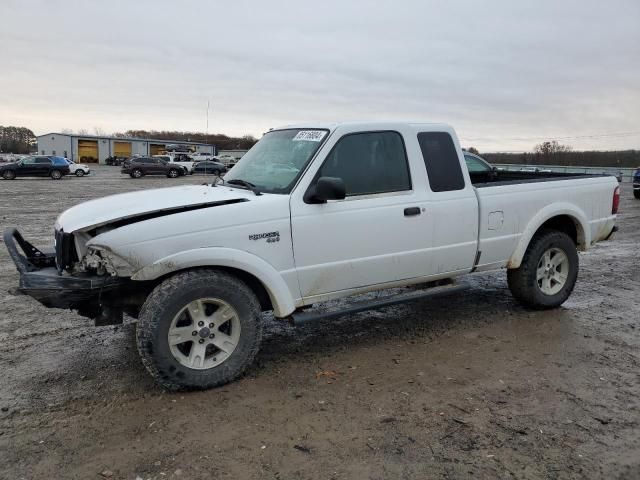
634;190;640;199
75;170;85;177
2;170;16;180
507;229;578;309
50;170;62;180
136;269;263;390
132;168;143;178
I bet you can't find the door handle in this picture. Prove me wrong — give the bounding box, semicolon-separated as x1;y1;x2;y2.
404;207;421;216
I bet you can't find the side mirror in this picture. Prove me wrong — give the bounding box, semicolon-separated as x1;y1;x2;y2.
305;176;346;204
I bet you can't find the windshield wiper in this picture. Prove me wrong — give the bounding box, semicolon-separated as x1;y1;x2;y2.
226;179;262;196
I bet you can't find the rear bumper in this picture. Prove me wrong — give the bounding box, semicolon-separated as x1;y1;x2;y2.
4;228;126;309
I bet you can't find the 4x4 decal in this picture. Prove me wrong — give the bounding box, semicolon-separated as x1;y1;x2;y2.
249;231;280;243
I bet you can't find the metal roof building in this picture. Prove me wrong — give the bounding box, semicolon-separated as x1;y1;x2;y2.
37;133;216;164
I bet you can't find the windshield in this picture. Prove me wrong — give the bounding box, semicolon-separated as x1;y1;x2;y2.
223;128;329;194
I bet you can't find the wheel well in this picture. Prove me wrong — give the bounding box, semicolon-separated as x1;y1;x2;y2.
537;215;583;247
152;266;274;312
215;266;274;312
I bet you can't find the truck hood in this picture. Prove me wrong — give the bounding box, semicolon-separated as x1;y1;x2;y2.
55;184;254;233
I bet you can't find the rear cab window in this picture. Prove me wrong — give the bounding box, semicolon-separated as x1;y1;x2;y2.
417;132;465;192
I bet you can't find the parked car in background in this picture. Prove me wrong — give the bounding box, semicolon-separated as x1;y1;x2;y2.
153;155;194;174
216;154;237;167
106;156;127;166
0;155;70;180
633;167;640;199
462;152;495;173
63;159;91;177
121;157;186;178
192;160;227;175
190;153;216;162
518;166;552;173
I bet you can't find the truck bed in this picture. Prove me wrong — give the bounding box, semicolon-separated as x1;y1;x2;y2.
470;170;610;187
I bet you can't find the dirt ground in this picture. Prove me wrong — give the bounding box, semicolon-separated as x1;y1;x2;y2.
1;167;639;480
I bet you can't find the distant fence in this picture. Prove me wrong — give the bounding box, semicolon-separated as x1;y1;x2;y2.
494;164;636;182
483;150;640;169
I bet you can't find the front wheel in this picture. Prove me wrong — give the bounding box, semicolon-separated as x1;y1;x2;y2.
634;190;640;199
2;170;16;180
75;169;85;177
136;269;263;390
50;170;62;180
507;229;578;309
132;168;143;178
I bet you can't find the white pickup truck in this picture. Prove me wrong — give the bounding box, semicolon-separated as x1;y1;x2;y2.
5;122;619;390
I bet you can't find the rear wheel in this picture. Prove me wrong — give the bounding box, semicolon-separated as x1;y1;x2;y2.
75;169;85;177
2;170;16;180
50;170;62;180
507;229;578;309
132;168;143;178
136;269;263;390
168;168;179;178
634;190;640;199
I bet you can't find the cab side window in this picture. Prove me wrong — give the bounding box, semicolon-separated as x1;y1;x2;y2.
417;132;465;192
317;131;411;196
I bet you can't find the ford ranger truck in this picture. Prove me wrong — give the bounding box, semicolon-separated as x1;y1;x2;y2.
4;122;620;390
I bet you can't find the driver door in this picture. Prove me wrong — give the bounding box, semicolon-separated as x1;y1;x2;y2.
289;129;433;301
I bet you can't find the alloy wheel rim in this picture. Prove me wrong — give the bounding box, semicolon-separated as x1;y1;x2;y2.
167;298;241;370
536;247;569;295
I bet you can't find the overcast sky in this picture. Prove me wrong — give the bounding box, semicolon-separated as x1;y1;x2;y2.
1;0;639;152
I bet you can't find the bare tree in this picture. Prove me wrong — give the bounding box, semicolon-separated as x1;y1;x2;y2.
534;140;572;156
464;147;480;155
93;127;107;137
77;128;89;136
60;128;74;135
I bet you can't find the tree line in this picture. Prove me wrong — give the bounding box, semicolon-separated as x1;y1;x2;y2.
472;141;640;169
115;130;258;151
0;126;36;154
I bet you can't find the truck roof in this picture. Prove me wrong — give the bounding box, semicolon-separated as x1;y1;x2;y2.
273;121;453;132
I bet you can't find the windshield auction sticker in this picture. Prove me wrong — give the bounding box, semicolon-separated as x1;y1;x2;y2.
293;130;327;142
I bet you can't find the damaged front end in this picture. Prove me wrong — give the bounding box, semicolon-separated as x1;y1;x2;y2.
4;228;143;325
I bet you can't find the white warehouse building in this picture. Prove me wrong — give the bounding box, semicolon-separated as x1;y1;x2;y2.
37;133;216;164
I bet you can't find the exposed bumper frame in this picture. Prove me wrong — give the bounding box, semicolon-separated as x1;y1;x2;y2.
4;227;127;310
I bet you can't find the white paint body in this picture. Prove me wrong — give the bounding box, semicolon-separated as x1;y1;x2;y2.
54;122;618;318
67;161;90;175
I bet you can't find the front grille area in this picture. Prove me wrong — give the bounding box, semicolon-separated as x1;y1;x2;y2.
55;229;78;274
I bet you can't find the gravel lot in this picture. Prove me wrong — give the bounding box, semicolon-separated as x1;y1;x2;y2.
1;167;639;479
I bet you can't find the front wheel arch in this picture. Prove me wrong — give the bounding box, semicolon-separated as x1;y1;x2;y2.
152;266;273;313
